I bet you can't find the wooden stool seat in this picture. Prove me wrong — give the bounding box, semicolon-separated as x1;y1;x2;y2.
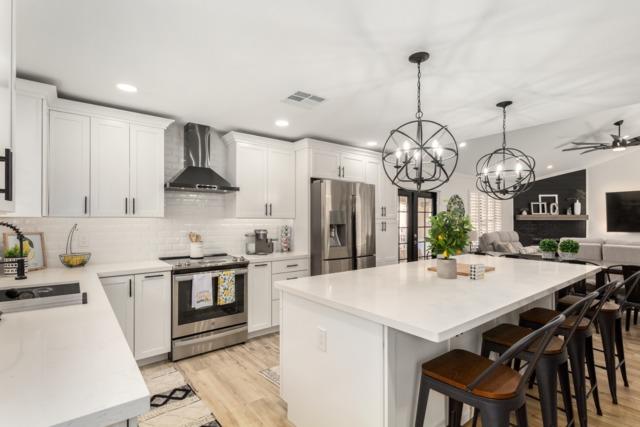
520;307;590;331
600;300;620;313
421;349;521;400
557;294;599;309
483;323;564;355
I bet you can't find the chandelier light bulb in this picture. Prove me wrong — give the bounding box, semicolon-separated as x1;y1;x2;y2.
483;167;488;176
395;148;402;159
496;164;503;176
432;139;439;148
403;140;411;151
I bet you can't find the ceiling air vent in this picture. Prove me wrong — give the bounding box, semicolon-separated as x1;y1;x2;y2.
283;91;326;109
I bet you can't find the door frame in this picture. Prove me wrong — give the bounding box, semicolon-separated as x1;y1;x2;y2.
398;190;437;262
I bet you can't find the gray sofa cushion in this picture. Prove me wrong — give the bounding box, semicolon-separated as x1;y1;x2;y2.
602;243;640;264
479;231;520;252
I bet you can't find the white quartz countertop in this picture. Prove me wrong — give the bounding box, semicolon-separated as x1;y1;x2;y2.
275;255;600;342
0;260;171;427
244;251;309;262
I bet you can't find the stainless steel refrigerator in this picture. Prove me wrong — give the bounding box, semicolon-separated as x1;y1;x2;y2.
310;179;376;275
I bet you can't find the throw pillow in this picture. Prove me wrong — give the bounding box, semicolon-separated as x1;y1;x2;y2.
495;242;516;253
511;241;524;252
519;246;540;255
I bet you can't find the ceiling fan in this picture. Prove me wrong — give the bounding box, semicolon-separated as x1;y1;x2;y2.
562;120;640;154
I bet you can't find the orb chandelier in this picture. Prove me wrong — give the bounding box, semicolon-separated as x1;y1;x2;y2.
382;52;459;193
475;101;536;200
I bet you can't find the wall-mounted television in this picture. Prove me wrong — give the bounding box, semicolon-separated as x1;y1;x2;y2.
606;191;640;232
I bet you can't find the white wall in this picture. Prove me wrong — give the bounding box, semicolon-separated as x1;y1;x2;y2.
2;123;292;264
437;173;514;231
587;150;640;241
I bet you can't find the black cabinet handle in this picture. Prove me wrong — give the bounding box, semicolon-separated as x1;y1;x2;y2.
338;165;341;177
129;278;132;297
286;277;298;280
269;203;272;216
125;197;128;215
286;264;299;268
144;274;164;279
133;198;136;215
265;203;268;216
254;263;268;267
84;196;88;214
0;148;12;201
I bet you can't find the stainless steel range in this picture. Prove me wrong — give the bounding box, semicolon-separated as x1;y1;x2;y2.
160;253;249;361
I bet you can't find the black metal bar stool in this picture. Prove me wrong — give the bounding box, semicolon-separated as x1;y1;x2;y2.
415;314;566;427
473;292;598;427
521;280;624;427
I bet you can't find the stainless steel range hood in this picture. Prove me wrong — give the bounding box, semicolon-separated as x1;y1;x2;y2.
165;123;239;193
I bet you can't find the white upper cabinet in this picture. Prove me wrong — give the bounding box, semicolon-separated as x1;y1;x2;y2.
0;0;14;213
224;132;295;219
310;149;341;179
364;158;396;219
46;96;172;217
48;111;91;216
130;125;164;217
340;153;366;182
267;148;295;218
91;118;130;217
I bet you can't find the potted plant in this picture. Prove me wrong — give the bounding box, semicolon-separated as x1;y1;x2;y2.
539;239;558;260
3;243;30;275
558;239;580;260
428;211;472;279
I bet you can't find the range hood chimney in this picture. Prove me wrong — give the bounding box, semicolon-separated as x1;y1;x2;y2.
165;123;239;193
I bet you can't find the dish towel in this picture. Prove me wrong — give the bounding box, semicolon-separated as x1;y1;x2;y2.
192;273;213;309
217;271;236;305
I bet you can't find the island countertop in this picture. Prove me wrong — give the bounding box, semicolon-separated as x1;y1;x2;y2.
0;260;171;427
275;254;600;342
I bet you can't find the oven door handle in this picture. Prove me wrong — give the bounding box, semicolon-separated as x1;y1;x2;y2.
173;325;248;347
173;268;248;282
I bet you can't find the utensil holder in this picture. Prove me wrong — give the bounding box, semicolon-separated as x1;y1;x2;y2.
190;242;204;259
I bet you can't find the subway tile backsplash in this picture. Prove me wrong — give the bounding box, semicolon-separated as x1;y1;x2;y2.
3;123;293;265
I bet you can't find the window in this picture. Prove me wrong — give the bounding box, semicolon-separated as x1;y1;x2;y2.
469;192;503;240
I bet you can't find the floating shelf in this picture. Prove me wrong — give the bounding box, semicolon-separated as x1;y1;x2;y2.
515;214;589;221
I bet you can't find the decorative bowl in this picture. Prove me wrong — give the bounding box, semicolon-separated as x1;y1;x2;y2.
59;252;91;268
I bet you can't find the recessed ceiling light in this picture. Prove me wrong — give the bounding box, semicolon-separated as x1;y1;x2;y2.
547;165;553;169
116;83;137;93
275;119;289;128
459;141;467;148
366;141;378;147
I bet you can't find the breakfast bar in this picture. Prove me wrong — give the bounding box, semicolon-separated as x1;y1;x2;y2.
275;254;600;427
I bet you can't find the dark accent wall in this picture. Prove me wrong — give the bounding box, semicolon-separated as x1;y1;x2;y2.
513;170;586;245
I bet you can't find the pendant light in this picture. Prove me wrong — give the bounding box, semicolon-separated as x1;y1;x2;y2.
382;52;459;193
475;101;536;200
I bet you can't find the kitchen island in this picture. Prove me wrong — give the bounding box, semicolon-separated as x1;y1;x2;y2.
275;254;600;427
0;261;171;427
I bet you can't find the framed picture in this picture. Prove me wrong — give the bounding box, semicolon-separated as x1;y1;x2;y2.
530;202;547;214
3;232;47;270
538;194;559;206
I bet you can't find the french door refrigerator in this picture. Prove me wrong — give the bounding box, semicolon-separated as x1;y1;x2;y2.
310;179;376;275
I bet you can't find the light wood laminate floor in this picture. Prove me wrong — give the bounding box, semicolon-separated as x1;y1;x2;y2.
178;327;640;427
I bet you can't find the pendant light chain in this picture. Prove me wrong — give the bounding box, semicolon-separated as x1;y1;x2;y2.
415;62;423;119
502;105;507;149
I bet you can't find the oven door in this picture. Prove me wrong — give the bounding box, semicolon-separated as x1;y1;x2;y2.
172;268;248;339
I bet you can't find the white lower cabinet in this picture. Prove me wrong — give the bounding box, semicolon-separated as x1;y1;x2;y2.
248;258;310;332
102;275;135;352
102;270;171;360
133;272;171;360
248;262;272;332
376;220;398;266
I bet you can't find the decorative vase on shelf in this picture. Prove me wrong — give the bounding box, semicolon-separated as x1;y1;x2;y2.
437;258;458;279
573;200;582;216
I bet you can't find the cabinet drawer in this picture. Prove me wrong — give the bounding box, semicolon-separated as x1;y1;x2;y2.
271;258;309;274
271;269;310;300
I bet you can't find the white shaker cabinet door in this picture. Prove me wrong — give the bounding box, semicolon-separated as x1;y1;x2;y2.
130;124;164;217
102;275;135;354
48;111;91;216
365;159;383;218
379;175;398;219
340;153;366;182
90;118;130;217
376;220;398;266
267;148;295;218
134;272;171;360
0;0;14;213
311;149;340;179
234;143;268;217
248;262;272;332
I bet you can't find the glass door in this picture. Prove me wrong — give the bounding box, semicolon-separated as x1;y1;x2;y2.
398;190;437;262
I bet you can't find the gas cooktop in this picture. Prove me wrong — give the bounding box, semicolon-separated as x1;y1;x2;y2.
159;253;249;272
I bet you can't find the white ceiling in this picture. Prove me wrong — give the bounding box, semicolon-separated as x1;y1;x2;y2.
15;0;640;174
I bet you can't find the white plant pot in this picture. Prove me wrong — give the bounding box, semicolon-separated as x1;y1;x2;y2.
559;251;577;260
541;251;556;260
437;258;458;279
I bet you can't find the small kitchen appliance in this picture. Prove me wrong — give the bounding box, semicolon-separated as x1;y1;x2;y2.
254;229;274;255
159;253;249;361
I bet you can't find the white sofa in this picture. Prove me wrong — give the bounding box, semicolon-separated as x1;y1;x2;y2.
560;237;640;264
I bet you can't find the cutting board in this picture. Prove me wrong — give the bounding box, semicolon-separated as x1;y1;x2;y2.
427;262;495;277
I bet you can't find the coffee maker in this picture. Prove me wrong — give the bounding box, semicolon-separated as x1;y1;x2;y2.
246;229;274;255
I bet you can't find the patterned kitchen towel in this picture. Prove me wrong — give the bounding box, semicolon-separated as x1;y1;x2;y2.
192;273;213;309
217;271;236;305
